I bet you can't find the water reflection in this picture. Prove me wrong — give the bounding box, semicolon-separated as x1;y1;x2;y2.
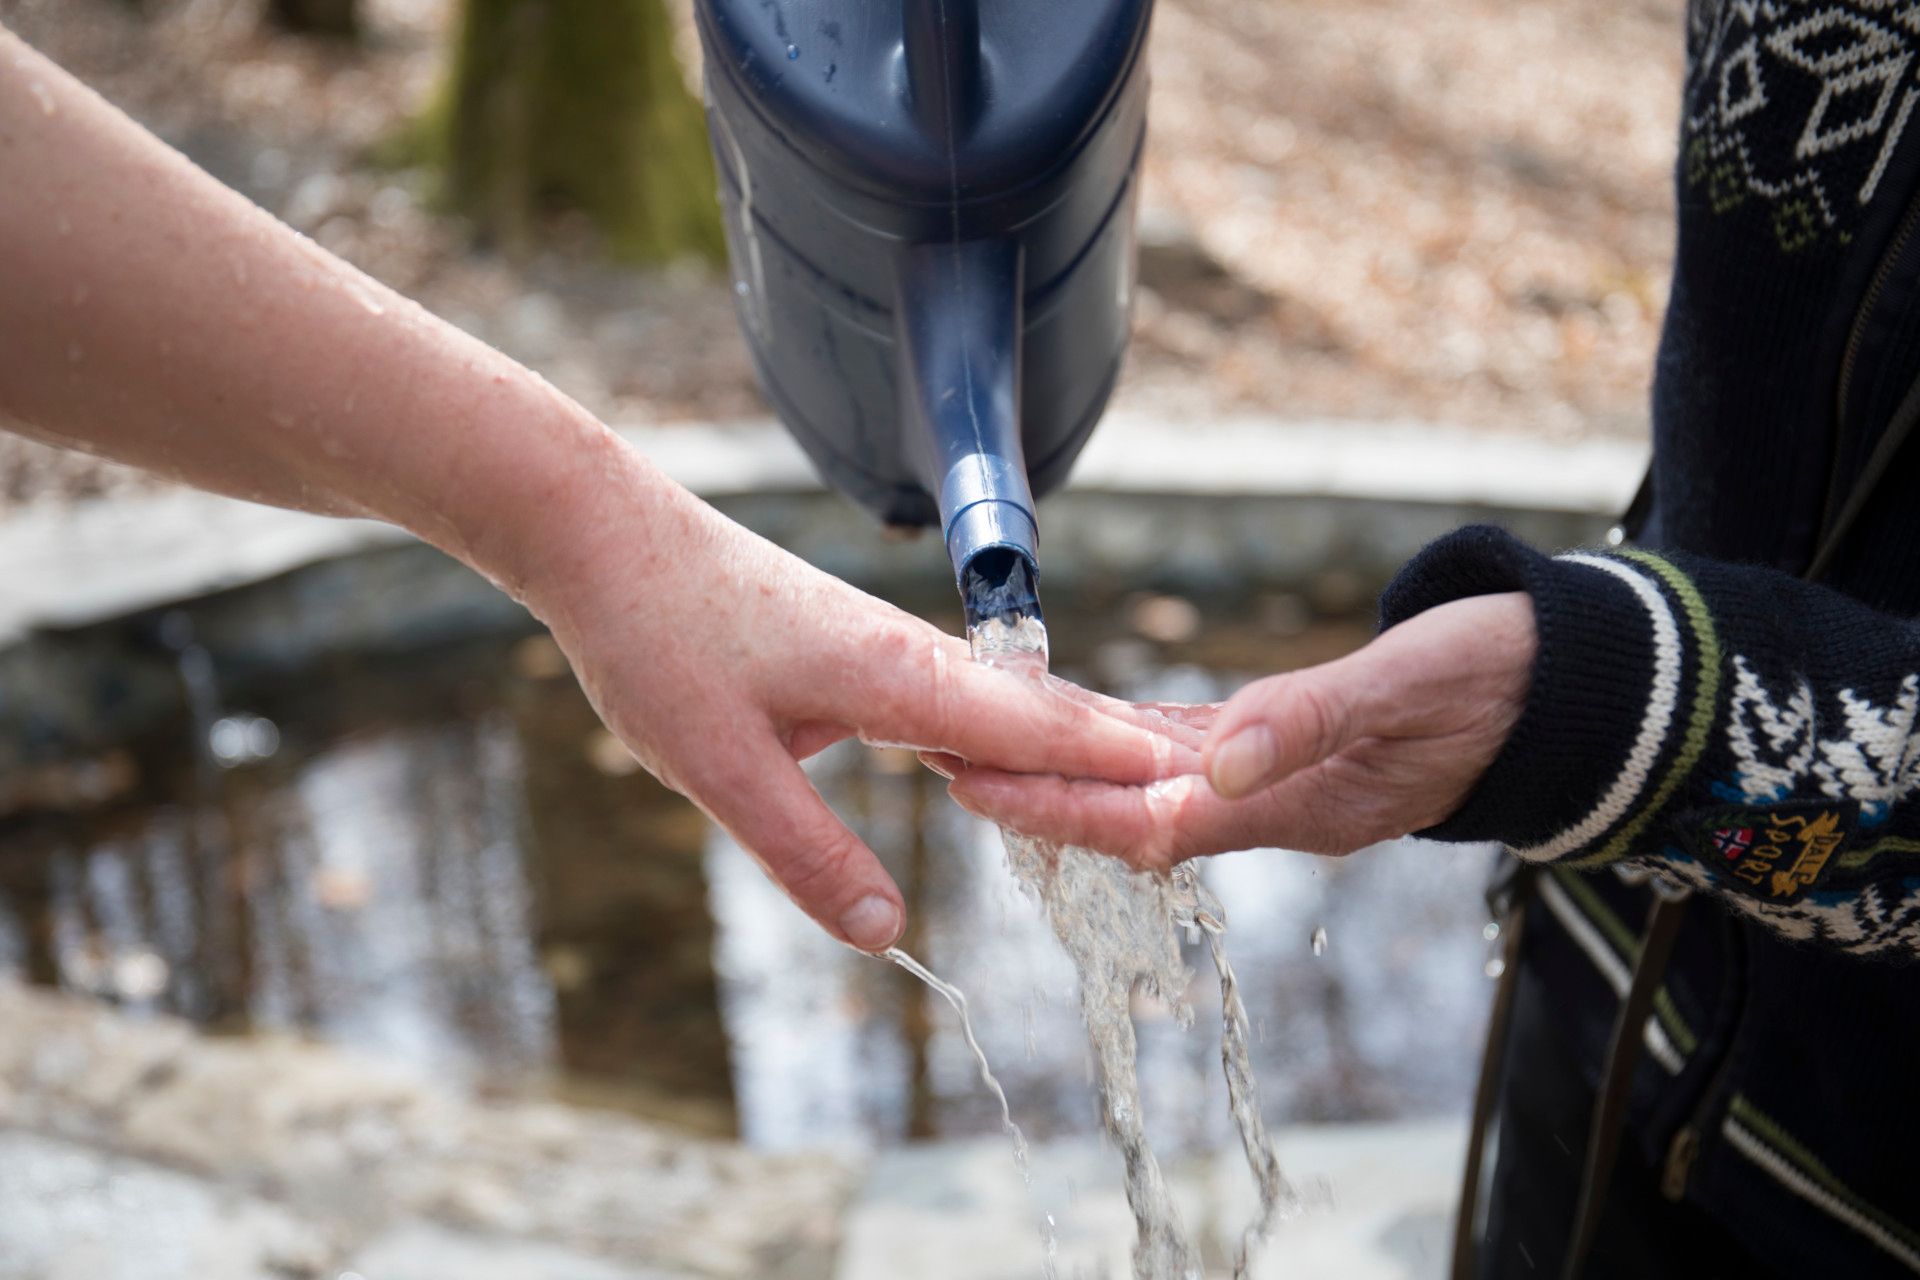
0;600;1495;1153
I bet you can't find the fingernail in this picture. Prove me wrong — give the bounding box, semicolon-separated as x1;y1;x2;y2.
839;895;903;951
1210;725;1277;799
918;751;958;780
948;785;987;817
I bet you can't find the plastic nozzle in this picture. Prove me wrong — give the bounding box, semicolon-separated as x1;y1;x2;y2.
959;545;1043;633
894;237;1039;604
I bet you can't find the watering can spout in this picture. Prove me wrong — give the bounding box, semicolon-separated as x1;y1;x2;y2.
895;239;1043;626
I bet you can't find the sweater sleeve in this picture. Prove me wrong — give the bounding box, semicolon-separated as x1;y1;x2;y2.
1382;525;1920;958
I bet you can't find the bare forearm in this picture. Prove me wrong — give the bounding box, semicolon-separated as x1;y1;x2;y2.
0;26;664;593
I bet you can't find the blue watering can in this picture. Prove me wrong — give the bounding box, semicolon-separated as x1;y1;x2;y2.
695;0;1153;625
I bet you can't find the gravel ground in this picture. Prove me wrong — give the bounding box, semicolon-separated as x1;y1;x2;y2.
0;0;1683;514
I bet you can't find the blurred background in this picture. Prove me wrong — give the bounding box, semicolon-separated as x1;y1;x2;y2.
0;0;1676;1277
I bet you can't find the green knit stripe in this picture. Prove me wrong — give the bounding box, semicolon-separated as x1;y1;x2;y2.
1836;835;1920;872
1567;550;1723;869
1728;1094;1920;1257
1550;867;1700;1057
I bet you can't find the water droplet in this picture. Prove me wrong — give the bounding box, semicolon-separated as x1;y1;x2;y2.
56;215;71;237
786;43;799;59
28;81;55;116
1310;925;1328;956
1485;957;1507;979
1483;921;1501;942
66;341;82;365
209;714;279;766
232;258;249;286
269;409;297;429
345;280;386;316
734;279;751;299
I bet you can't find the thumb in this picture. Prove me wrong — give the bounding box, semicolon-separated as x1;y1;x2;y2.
1203;664;1361;800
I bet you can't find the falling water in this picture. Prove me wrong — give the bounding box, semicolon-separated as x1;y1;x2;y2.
886;944;1060;1279
965;578;1298;1280
884;945;1031;1177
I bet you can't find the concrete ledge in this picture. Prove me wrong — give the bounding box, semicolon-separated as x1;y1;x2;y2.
0;417;1645;646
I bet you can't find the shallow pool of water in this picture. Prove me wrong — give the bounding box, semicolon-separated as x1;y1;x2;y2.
0;586;1497;1153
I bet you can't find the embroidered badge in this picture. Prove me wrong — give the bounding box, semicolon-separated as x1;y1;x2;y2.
1679;801;1858;903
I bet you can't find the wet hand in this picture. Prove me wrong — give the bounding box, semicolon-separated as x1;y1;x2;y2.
944;593;1534;870
520;469;1194;951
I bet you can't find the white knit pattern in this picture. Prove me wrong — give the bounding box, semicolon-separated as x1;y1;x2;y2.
1726;654;1818;802
1655;852;1920;957
1508;555;1685;864
1684;1;1920;243
1727;658;1920;818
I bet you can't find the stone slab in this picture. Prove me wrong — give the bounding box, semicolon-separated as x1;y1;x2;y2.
836;1120;1463;1280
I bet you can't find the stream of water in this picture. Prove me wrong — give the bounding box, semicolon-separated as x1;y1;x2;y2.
942;605;1297;1280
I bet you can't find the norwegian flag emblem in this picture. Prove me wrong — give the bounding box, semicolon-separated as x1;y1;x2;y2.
1712;827;1755;860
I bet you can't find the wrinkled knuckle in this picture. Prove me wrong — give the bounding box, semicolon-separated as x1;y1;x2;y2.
867;619;923;669
777;828;866;906
1289;677;1349;760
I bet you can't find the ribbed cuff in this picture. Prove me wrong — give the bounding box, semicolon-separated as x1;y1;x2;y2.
1380;526;1684;858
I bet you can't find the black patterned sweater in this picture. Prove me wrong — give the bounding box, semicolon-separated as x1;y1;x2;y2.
1384;526;1920;959
1374;3;1920;1275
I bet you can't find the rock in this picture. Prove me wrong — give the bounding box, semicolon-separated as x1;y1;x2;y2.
0;980;859;1278
0;1131;330;1280
347;1223;693;1280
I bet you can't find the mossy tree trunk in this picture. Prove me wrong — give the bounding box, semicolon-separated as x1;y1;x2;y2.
266;0;359;38
437;0;723;264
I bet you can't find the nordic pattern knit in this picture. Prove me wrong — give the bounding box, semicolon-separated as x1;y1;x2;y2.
1383;526;1920;958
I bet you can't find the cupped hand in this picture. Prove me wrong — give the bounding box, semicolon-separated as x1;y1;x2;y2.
518;462;1195;952
944;593;1535;870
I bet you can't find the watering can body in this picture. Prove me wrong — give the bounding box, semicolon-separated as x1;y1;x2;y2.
694;0;1152;594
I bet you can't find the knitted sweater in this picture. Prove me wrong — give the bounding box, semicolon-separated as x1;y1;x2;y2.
1384;527;1920;958
1379;3;1920;1275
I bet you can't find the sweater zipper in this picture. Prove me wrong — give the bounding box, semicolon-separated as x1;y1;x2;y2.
1833;193;1920;432
1661;922;1749;1203
1660;1084;1714;1199
1661;1024;1742;1200
1827;191;1920;548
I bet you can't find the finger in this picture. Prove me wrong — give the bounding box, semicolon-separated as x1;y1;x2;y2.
1122;699;1221;744
953;740;1440;863
785;721;853;761
946;769;1319;868
918;750;967;780
1204;662;1369;800
693;735;904;951
1036;682;1219;749
819;625;1200;783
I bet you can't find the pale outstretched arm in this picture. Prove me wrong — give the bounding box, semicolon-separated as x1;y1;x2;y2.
0;27;1186;950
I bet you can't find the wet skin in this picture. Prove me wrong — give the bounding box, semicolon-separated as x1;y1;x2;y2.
944;592;1536;869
